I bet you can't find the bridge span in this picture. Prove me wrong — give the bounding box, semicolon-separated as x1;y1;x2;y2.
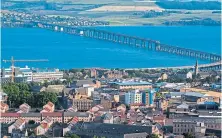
36;23;221;63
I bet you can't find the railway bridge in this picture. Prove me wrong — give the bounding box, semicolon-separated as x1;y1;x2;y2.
36;23;221;63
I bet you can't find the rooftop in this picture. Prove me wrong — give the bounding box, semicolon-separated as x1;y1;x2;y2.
64;112;90;117
42;112;63;117
20;113;41;117
75;80;95;87
183;92;205;98
173;117;221;123
111;81;152;86
71;122;152;135
1;113;20;117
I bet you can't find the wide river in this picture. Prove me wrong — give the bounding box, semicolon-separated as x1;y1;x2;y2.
1;26;221;69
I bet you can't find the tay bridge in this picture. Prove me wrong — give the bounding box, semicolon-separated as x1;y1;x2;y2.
35;22;221;70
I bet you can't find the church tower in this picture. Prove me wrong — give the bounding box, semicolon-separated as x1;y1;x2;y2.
194;60;199;76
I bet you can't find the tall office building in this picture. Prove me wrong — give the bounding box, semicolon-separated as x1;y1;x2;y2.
142;89;156;106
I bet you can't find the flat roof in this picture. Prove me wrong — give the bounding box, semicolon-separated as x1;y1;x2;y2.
181;88;222;98
111;81;152;86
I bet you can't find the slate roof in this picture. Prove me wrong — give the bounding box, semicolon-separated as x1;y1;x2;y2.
75;87;87;95
20;113;41;117
173;117;221;123
42;112;62;117
64;112;89;117
76;80;94;87
183;92;205;98
177;103;189;109
169;92;183;97
31;86;45;92
112;81;152;86
71;122;152;135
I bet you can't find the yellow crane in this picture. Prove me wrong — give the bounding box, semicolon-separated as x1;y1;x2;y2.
2;56;48;83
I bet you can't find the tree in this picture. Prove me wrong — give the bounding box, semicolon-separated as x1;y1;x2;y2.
19;91;32;105
36;92;58;107
2;83;58;108
3;83;21;107
64;133;80;138
156;92;163;98
183;133;194;138
28;120;35;124
43;80;49;87
66;78;72;87
146;134;159;138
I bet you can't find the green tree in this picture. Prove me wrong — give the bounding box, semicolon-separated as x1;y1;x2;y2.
146;134;159;138
17;83;30;91
183;133;194;138
3;83;20;107
2;83;58;108
36;92;58;107
65;133;80;138
155;92;163;98
19;91;32;105
28;120;35;124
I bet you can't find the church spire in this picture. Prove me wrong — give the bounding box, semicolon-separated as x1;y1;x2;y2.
195;60;199;76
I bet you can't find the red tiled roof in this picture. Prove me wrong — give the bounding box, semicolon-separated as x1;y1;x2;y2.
42;112;62;117
20;103;30;108
153;116;165;120
1;113;20;117
43;107;51;112
14;118;25;128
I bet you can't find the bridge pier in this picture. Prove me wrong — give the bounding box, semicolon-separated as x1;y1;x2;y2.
142;41;146;48
148;41;154;50
155;41;161;51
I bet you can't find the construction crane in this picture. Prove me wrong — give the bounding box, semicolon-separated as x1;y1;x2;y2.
2;56;48;83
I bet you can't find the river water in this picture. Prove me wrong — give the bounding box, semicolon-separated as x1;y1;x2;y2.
1;26;220;69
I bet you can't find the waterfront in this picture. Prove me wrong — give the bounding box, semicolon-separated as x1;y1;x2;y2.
2;26;220;69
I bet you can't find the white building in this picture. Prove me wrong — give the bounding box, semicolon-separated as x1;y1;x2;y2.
32;69;63;82
1;66;32;82
83;85;94;97
1;66;63;83
20;66;33;82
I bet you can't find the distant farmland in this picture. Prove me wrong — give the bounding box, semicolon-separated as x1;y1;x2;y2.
88;5;163;12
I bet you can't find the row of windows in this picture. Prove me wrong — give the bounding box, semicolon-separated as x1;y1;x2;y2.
173;128;193;133
174;124;195;127
174;123;221;129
